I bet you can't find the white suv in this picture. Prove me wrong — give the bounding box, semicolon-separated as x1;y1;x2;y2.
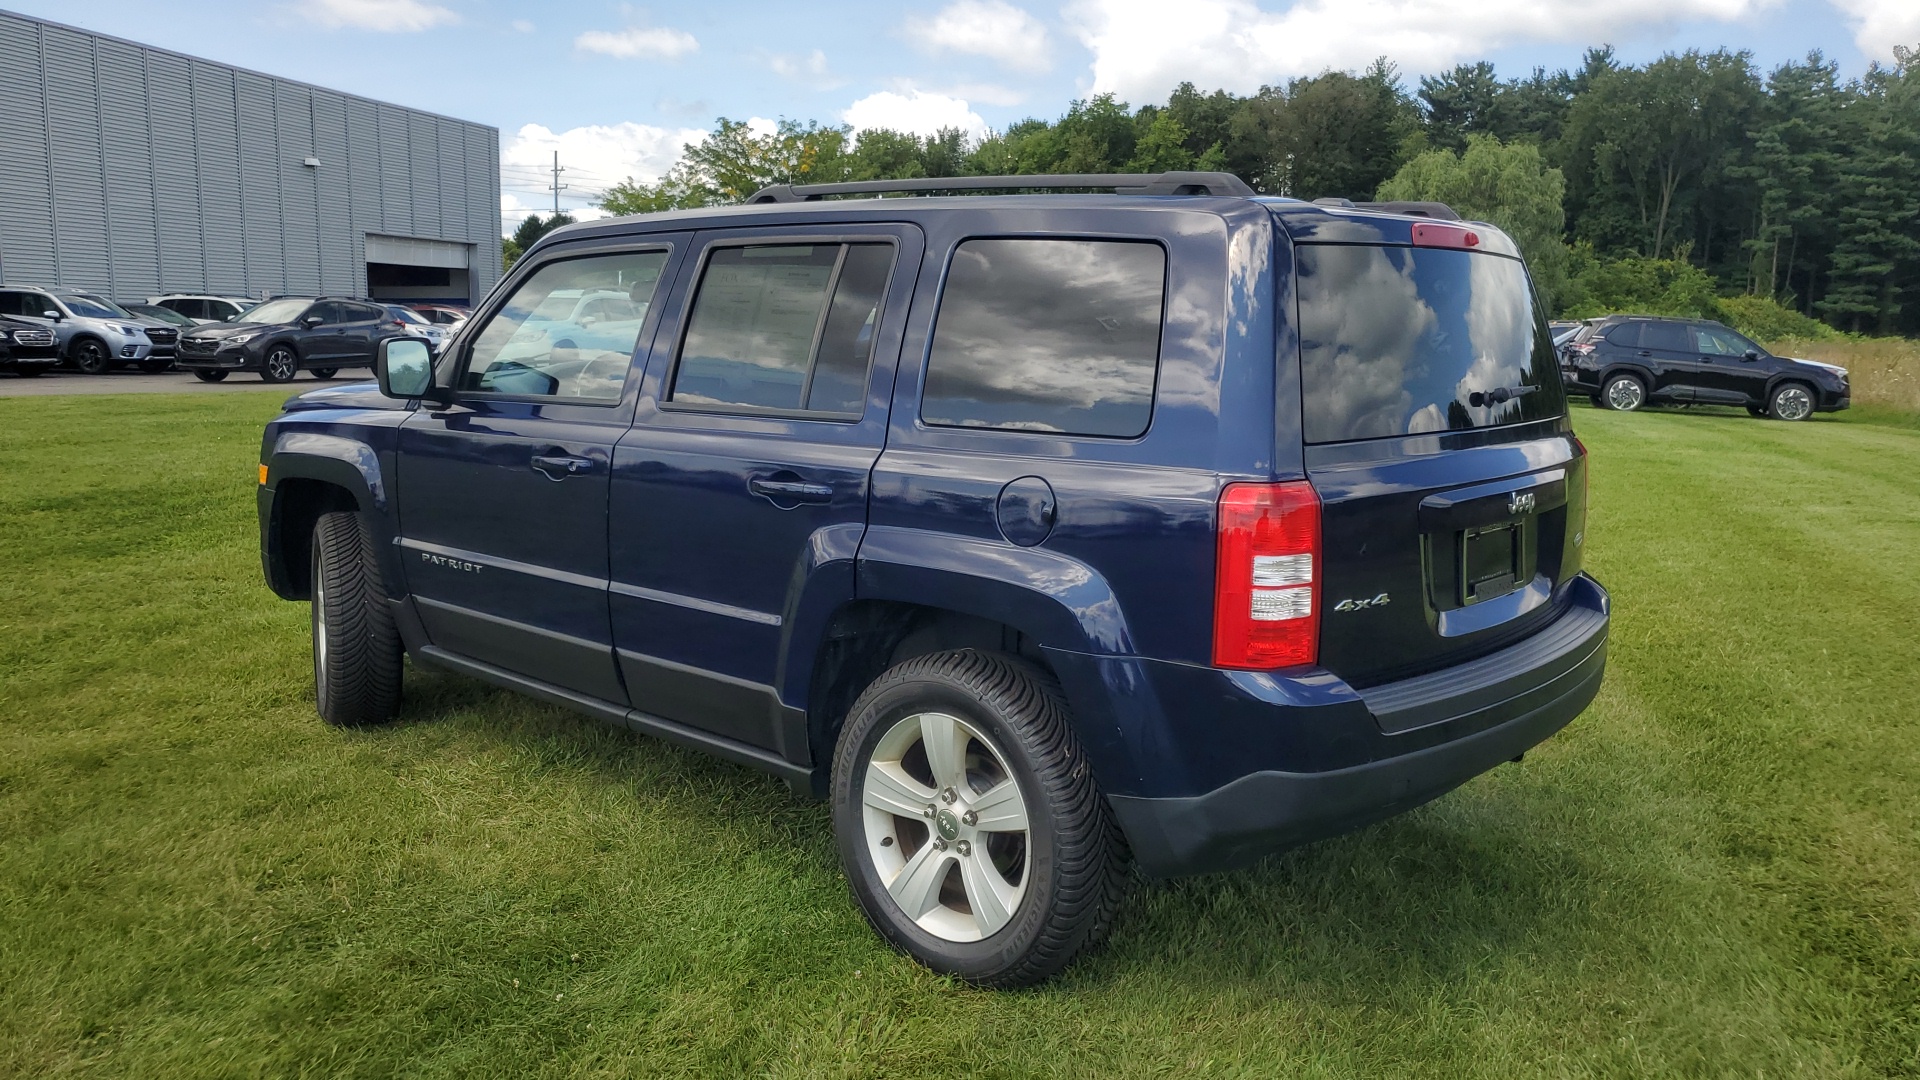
0;287;174;374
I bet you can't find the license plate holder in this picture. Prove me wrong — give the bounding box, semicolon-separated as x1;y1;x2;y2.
1460;523;1520;605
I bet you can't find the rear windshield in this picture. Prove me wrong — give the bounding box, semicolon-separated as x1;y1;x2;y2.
1295;245;1565;444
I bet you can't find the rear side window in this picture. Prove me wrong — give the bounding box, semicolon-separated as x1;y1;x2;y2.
922;238;1165;437
1602;322;1640;347
1296;245;1566;444
1640;321;1691;352
669;242;896;416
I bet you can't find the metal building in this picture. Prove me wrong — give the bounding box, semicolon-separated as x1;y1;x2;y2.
0;9;500;306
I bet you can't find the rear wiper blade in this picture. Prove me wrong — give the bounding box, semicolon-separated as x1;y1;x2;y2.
1467;385;1539;407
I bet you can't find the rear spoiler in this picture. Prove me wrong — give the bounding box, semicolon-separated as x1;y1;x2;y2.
1312;198;1461;221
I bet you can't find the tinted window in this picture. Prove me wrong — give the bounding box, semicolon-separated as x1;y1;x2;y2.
462;250;667;401
1296;245;1566;443
348;304;385;322
670;242;895;415
1640;321;1691;352
1603;322;1642;347
922;239;1165;437
0;293;24;317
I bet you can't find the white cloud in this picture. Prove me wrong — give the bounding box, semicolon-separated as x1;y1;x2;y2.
500;121;707;223
510;18;533;33
843;90;990;139
574;24;698;59
1828;0;1920;60
1069;0;1775;104
906;0;1051;72
295;0;458;32
769;49;847;88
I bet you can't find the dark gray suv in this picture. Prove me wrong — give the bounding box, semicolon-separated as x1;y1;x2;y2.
1563;315;1849;420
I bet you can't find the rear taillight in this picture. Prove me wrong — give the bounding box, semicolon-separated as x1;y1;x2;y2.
1213;482;1321;669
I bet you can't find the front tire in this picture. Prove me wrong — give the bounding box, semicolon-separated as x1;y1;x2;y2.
310;367;340;379
311;512;403;726
262;346;299;383
1602;373;1646;412
192;370;228;383
70;338;110;375
1768;382;1814;421
831;649;1127;987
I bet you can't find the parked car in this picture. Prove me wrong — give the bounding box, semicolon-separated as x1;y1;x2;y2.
147;293;257;324
0;314;60;375
0;286;177;373
177;296;407;383
409;303;469;326
383;304;446;353
256;173;1607;986
124;303;199;330
1562;314;1849;420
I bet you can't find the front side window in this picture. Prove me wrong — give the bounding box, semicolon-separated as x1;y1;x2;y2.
669;242;895;415
1695;325;1757;356
461;250;668;401
922;238;1166;437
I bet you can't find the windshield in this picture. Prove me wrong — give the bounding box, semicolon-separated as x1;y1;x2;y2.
60;294;131;319
238;299;311;326
1295;245;1567;443
129;305;193;326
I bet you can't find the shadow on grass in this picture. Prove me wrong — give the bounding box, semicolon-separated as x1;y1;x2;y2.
370;663;1649;996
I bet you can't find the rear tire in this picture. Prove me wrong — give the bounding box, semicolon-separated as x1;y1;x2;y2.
69;338;110;375
1601;374;1646;412
262;346;298;383
310;367;339;379
1768;382;1814;421
831;649;1128;987
192;370;228;383
310;512;404;727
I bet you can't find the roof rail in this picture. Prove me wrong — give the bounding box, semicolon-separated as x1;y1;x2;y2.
745;171;1255;204
1313;197;1461;221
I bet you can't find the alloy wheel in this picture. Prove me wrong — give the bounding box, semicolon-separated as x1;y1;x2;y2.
860;711;1031;942
1605;377;1644;411
264;348;298;382
1772;385;1812;421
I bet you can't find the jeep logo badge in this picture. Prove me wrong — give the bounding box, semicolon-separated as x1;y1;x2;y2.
1508;490;1536;516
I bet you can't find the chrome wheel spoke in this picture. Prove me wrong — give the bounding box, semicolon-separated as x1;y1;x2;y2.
968;779;1028;833
886;843;951;921
959;852;1018;936
864;760;934;818
919;712;970;792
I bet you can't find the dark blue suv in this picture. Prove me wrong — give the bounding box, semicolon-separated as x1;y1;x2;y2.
257;172;1608;986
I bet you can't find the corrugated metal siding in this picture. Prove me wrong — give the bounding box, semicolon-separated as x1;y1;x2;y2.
0;13;58;284
0;11;500;302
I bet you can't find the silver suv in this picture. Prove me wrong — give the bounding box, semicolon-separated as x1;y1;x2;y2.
0;287;178;374
147;294;256;324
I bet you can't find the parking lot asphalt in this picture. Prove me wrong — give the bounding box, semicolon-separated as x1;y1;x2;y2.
0;369;365;397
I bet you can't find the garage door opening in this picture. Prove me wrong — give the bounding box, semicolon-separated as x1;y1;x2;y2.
364;234;474;306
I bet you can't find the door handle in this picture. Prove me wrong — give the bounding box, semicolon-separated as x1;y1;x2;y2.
1637;350;1651;357
750;477;833;504
531;452;593;479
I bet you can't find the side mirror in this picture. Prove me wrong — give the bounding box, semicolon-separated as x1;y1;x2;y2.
42;309;62;321
1743;349;1760;361
302;315;324;328
376;337;437;400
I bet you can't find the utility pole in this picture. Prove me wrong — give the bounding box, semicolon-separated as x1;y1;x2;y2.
549;150;567;216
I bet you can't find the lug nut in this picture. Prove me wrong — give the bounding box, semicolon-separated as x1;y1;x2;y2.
923;805;936;818
941;787;959;805
932;838;949;852
955;840;972;857
960;810;978;826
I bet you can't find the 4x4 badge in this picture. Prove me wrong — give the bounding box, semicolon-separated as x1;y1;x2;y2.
1508;490;1537;515
1333;593;1391;613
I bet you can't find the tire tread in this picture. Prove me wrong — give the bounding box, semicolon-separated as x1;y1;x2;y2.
312;511;403;726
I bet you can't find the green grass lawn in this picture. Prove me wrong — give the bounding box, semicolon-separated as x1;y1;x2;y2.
2;392;1916;1078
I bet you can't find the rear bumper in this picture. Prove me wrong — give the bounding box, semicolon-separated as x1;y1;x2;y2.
1099;574;1609;877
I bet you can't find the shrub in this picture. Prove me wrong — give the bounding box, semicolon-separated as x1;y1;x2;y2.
1714;296;1845;342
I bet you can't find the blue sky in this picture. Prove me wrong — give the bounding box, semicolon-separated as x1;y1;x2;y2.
7;0;1915;233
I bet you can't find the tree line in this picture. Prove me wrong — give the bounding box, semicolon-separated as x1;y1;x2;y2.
574;44;1920;337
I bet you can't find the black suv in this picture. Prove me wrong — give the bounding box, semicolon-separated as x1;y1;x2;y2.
1563;315;1849;420
257;173;1608;986
0;314;59;375
178;297;413;383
